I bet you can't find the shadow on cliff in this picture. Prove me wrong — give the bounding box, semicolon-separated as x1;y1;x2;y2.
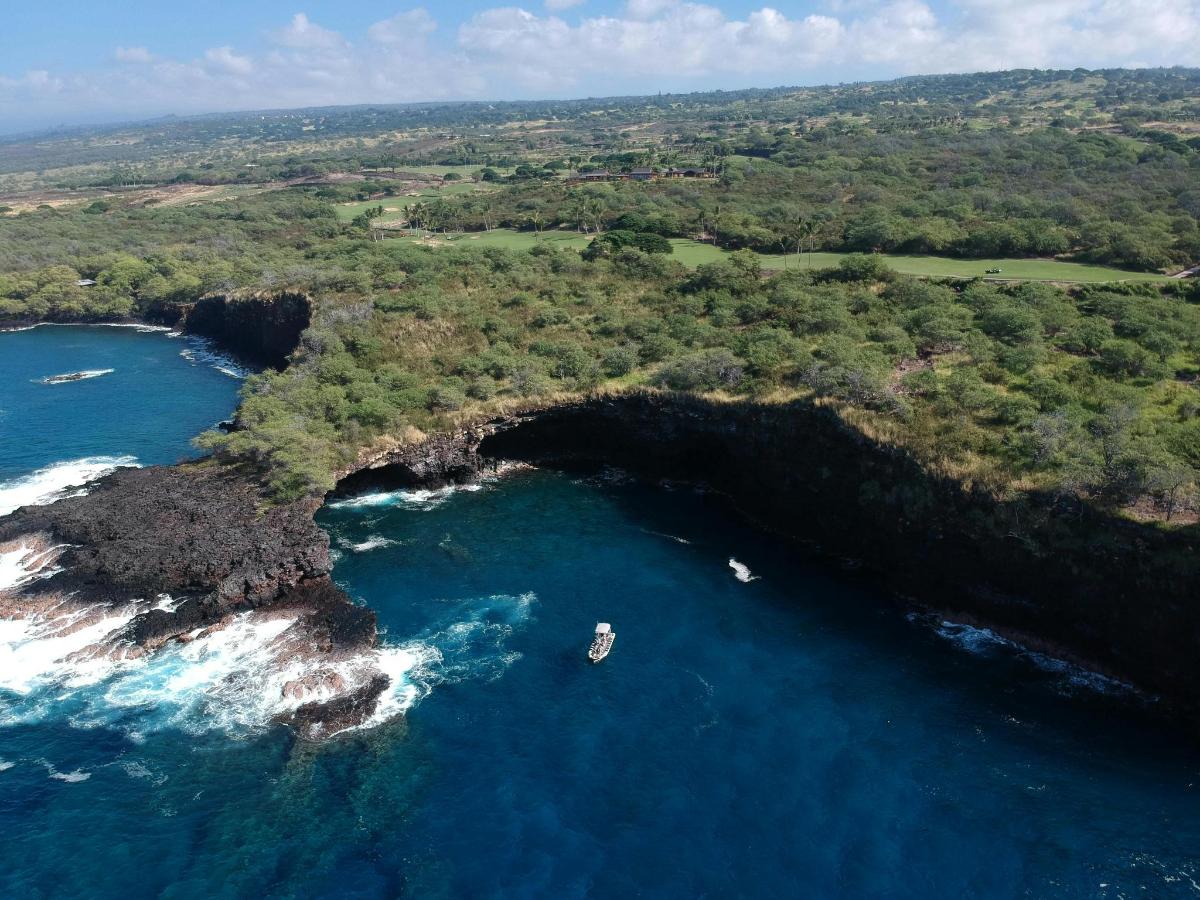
468;392;1200;726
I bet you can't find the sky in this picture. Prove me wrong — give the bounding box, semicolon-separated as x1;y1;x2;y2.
2;0;1198;133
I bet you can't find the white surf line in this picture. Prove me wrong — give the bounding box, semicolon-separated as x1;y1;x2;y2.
0;542;69;592
918;617;1139;697
728;558;759;582
0;456;140;517
178;338;253;379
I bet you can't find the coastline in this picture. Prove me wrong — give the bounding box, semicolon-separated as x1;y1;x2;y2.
4;302;1197;741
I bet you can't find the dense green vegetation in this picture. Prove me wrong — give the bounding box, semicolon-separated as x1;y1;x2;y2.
186;243;1200;526
1;67;1198;522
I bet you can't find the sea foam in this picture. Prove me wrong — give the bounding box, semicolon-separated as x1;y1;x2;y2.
921;618;1137;697
179;338;252;379
0;456;139;517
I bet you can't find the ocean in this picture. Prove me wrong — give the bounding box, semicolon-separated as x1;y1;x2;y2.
2;325;1199;898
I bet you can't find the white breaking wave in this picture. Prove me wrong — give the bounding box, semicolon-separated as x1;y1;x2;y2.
0;605;433;737
96;323;173;333
0;542;67;592
38;369;114;384
0;456;140;517
922;618;1137;697
350;644;439;732
347;535;398;553
179;339;252;379
328;483;480;511
728;558;759;583
0;603;142;695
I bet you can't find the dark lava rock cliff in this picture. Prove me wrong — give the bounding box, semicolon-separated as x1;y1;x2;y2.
0;464;386;739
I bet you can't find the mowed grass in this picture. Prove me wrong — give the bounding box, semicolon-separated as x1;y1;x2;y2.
668;239;1174;282
334;182;495;223
385;228;1174;283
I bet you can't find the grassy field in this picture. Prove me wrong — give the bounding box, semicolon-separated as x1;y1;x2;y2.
383;228;1174;283
396;229;591;252
666;240;1175;282
334;182;494;223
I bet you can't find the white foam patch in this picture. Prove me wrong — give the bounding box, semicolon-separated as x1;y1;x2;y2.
348;644;437;732
728;558;758;583
40;760;91;782
152;594;181;613
0;604;141;695
0;456;140;517
394;592;534;688
0;543;67;592
98;323;173;333
328;485;468;511
38;369;114;384
348;535;398;553
179;338;252;379
0;759;13;772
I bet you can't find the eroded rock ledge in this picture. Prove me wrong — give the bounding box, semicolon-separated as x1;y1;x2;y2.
0;464;384;739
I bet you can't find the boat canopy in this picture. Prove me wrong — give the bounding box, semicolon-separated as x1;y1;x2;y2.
595;623;611;633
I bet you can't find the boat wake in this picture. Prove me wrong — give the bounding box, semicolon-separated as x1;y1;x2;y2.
0;456;139;517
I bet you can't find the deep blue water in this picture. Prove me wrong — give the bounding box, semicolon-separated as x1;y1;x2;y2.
2;326;1200;898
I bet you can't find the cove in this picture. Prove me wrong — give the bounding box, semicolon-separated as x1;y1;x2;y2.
0;324;244;487
315;468;1200;899
2;325;1199;898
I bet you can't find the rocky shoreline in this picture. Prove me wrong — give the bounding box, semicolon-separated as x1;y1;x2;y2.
0;464;385;739
4;290;1198;739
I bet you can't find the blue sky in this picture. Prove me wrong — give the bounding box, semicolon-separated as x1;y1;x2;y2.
2;0;1198;133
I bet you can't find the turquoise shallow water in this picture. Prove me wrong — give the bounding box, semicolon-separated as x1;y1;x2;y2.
2;326;1200;898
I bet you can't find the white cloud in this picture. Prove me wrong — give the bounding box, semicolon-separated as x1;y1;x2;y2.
205;46;253;76
115;46;154;64
1;2;1197;131
272;13;348;51
368;9;437;46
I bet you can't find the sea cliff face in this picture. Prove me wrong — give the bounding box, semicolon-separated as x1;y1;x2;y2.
473;393;1200;726
4;378;1196;739
169;291;312;369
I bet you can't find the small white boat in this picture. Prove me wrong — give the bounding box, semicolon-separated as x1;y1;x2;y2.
588;622;615;663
